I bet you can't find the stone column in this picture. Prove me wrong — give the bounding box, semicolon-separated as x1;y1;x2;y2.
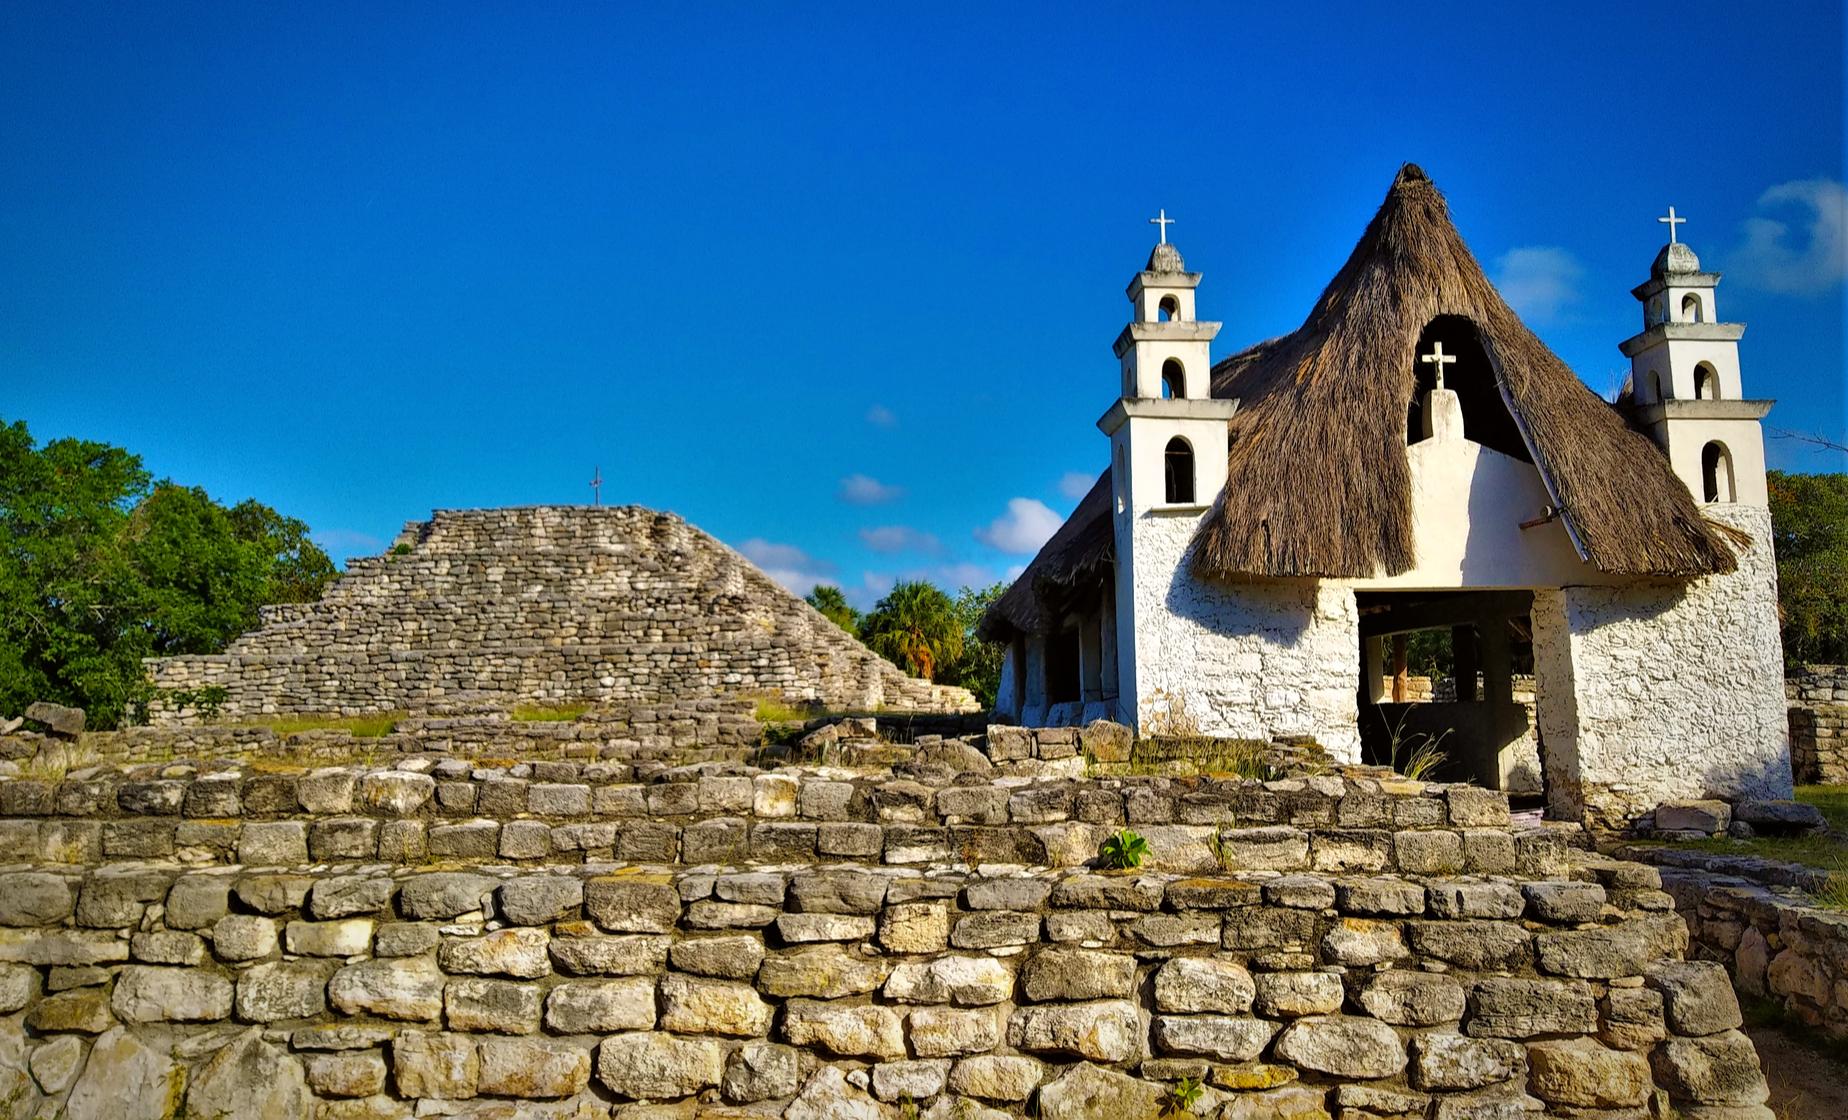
1362;636;1385;704
1021;635;1049;727
1099;584;1120;708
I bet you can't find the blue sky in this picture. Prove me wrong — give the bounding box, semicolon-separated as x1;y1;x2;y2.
4;2;1844;607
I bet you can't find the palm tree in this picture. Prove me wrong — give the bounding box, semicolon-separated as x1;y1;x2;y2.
860;580;963;681
804;585;859;632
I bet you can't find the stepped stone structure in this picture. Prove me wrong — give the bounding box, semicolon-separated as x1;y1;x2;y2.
145;506;974;723
0;724;1780;1119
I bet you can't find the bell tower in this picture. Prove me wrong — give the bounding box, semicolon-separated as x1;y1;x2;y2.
1097;212;1238;726
1620;207;1772;506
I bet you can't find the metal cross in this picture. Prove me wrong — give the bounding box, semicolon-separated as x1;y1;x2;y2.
1658;205;1687;244
1421;341;1457;389
589;466;602;507
1149;209;1174;245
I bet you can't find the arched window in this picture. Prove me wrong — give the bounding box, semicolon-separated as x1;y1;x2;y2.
1648;370;1665;402
1158;295;1179;322
1164;437;1195;504
1694;362;1719;400
1161;359;1185;400
1681;294;1703;323
1701;441;1734;503
1160;359;1185;399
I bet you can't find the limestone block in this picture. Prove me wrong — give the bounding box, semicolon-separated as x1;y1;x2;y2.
776;911;876;943
1406;920;1532;970
310;876;396;920
1253;971;1345;1017
658;974;773;1037
0;871;74;926
1153;956;1256;1014
722;1040;800;1102
1656;800;1732;834
237;960;333;1022
329;957;445;1021
361;771;435;815
62;1027;184;1120
584;877;680;933
1521;880;1606;924
785;1065;888;1120
1356;969;1465;1025
1007;999;1141;1062
872;1058;951;1101
1526;1037;1652;1107
758;944;891;999
286;918;375;958
544;978;657;1033
1033;1062;1164;1120
1322;917;1410;966
1272;1015;1407;1079
444;977;542;1034
1646;959;1744;1036
1152;1015;1277;1061
475;1036;591;1098
782;999;906;1059
908;1005;1005;1057
881;900;951;953
397;872;496;921
1426;881;1524;920
497;876;584;926
439;927;551;978
1021;946;1136;1001
183;1028;312;1120
305;1050;389;1098
1651;1030;1771;1106
1263;875;1337;909
548;930;670;976
1534;916;1684;979
393;1030;479;1100
952;910;1041;949
1409;1030;1523;1090
111;964;233;1023
1466;977;1597;1038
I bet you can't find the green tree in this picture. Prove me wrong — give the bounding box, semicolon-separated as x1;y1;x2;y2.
804;584;859;632
0;418;337;728
938;581;1010;708
1769;469;1848;665
859;580;963;681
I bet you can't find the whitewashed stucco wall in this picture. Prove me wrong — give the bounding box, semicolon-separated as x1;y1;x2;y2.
1123;513;1361;759
1533;503;1790;824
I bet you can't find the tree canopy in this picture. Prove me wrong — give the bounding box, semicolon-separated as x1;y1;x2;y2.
1769;469;1848;666
804;584;859;633
0;418;336;728
858;580;963;682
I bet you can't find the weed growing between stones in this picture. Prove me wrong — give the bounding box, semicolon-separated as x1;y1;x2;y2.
243;713;404;738
1383;705;1450;781
1159;1075;1205;1117
1099;828;1150;869
17;741;100;781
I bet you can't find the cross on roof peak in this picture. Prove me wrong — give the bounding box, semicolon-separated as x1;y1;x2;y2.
1148;209;1174;245
1658;205;1687;244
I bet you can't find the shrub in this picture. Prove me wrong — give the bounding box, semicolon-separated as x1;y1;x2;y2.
1099;828;1150;869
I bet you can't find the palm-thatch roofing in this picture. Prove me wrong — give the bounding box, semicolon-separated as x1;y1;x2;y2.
983;163;1738;640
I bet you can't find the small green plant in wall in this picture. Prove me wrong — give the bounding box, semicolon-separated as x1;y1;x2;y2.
1099;827;1150;870
1159;1076;1205;1117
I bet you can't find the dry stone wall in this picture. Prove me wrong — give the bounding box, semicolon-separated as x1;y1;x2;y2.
1651;860;1848;1041
1787;665;1848;784
144;506;975;724
0;751;1778;1119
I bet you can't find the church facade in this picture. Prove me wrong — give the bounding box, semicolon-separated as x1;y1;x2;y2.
983;166;1790;825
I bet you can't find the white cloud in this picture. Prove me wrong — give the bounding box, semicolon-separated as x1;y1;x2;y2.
839;473;904;505
974;497;1063;555
312;528;384;555
859;525;942;554
737;538;838;596
851;563;1000;608
1493;246;1584;326
1058;471;1097;501
1731;178;1848;293
865;404;897;427
930;562;998;590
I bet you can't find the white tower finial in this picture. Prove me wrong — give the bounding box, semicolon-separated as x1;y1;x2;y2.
1658;205;1687;244
1148;209;1174;245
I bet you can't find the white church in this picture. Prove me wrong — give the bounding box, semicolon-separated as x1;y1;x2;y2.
982;165;1791;825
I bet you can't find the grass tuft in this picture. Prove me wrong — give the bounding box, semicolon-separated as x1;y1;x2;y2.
509;702;591;722
251;713;403;738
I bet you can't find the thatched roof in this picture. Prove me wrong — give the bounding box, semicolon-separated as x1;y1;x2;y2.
983;164;1738;640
